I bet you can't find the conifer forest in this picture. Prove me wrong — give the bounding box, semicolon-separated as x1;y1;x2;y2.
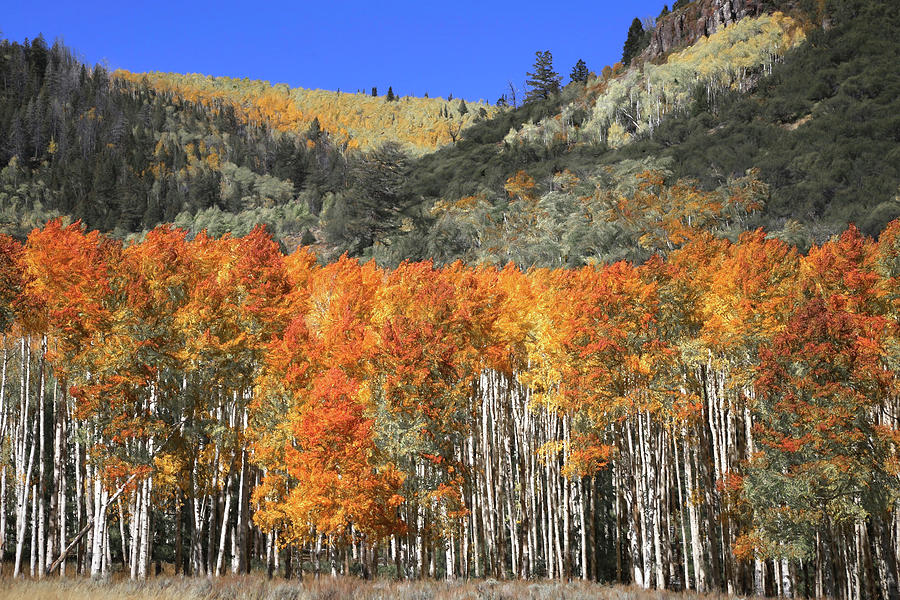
1;0;899;598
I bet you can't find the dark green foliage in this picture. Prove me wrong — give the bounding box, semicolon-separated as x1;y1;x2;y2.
570;59;590;84
307;116;321;141
525;51;562;103
386;86;395;101
403;83;588;200
377;0;900;267
621;0;900;237
622;18;649;66
0;36;347;239
323;141;416;258
2;0;897;268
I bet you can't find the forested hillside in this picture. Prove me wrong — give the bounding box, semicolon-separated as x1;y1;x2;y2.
2;0;898;263
393;0;900;266
0;36;349;241
114;71;498;153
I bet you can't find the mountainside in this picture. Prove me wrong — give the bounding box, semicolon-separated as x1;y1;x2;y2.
0;42;492;246
641;0;766;61
0;0;897;264
0;38;344;240
114;70;498;154
382;0;900;268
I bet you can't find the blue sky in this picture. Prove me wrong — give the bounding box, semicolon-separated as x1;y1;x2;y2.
4;0;667;103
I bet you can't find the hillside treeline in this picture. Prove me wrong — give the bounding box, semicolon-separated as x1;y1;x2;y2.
113;71;497;153
402;0;900;251
0;36;348;241
0;197;897;598
3;0;899;265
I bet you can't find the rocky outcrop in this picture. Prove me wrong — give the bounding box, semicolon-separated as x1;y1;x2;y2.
639;0;764;62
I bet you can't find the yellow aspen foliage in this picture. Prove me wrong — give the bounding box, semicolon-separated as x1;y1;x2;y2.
113;70;500;154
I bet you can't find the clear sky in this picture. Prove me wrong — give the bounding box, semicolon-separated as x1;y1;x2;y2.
4;0;667;103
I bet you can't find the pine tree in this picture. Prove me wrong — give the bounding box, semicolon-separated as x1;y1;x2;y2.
386;86;395;101
570;59;590;84
525;50;562;103
307;116;321;141
622;18;647;66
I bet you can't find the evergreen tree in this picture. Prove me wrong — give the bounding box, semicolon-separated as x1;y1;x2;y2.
324;141;414;256
371;86;378;97
570;58;590;84
386;86;395;101
622;18;648;66
525;50;562;103
307;116;321;141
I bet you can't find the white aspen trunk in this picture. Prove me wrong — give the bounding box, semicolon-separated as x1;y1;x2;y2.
266;530;275;578
579;476;588;581
231;516;240;575
36;337;46;578
503;408;518;578
774;557;783;597
30;482;37;577
90;474;107;578
76;440;86;575
57;399;67;576
673;434;691;591
644;416;664;589
660;428;674;588
629;420;649;588
102;507;111;577
236;408;250;574
13;429;35;578
444;509;454;580
117;498;128;571
45;383;59;572
684;429;706;592
0;467;6;574
468;433;481;579
137;477;152;580
481;372;496;576
216;473;233;575
13;337;32;578
562;415;572;579
314;532;322;577
191;462;207;576
544;410;557;579
526;396;537;579
130;487;140;579
206;492;217;575
0;339;7;574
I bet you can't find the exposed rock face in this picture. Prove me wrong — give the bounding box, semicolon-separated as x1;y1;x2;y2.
640;0;764;62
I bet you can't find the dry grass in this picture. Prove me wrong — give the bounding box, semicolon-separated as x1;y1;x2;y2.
0;575;743;600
